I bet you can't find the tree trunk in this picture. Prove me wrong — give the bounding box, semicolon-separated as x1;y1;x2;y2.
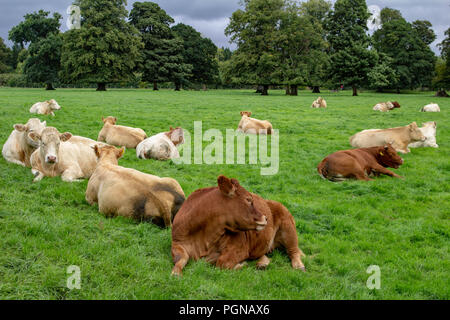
45;83;55;91
153;81;158;91
312;86;320;93
352;86;358;96
396;88;400;94
285;85;290;95
202;84;207;91
435;90;449;97
261;85;269;96
175;82;181;91
255;85;263;94
290;85;298;96
96;83;107;91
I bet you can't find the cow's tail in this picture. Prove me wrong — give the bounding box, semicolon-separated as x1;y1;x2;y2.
267;127;272;135
132;191;172;227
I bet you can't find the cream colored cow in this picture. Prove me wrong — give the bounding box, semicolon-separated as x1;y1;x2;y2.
97;116;147;149
2;118;46;167
350;122;426;154
237;112;273;134
29;99;61;116
311;97;327;108
136;127;184;160
421;103;440;112
86;144;185;227
409;122;438;148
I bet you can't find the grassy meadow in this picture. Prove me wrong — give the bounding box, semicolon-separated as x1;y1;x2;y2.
0;87;448;299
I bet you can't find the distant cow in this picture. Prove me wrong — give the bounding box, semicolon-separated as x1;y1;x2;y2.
97;116;147;149
317;145;403;182
136;127;184;160
409;122;438;148
421;103;440;112
86;144;185;227
311;97;327;108
29;99;61;116
29;127;100;182
237;111;273;134
350;122;425;154
2;118;46;167
373;101;400;112
171;175;305;276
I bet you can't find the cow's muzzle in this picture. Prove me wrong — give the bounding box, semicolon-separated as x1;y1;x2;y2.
46;155;57;163
255;216;267;231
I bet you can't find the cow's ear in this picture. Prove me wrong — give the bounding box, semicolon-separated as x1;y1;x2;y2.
14;124;27;132
410;122;418;129
247;112;252;117
113;117;117;123
60;132;72;142
28;132;41;142
218;175;236;197
170;126;174;131
240;111;244;116
116;147;125;159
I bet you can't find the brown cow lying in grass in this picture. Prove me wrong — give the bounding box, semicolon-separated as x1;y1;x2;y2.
86;145;185;227
171;175;305;276
97;116;147;149
237;111;273;134
2;118;46;167
29;127;100;182
350;122;425;154
317;144;403;182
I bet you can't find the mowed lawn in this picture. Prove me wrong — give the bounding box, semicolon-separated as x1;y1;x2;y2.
0;87;448;300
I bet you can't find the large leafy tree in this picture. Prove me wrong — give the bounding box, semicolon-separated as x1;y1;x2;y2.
412;20;436;46
325;0;376;96
225;0;285;95
130;2;190;91
434;28;450;96
61;0;143;91
373;9;436;92
172;23;219;89
9;10;62;90
0;37;11;73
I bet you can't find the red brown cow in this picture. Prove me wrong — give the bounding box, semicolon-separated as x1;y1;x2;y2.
171;175;305;276
317;144;403;182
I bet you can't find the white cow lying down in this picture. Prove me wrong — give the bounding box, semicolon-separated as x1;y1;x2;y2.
409;122;438;148
421;103;440;112
2;118;46;167
29;99;61;116
136;127;184;160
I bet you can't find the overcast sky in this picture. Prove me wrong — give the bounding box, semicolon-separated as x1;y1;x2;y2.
0;0;448;54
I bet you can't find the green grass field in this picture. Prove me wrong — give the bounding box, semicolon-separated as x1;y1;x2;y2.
0;87;448;299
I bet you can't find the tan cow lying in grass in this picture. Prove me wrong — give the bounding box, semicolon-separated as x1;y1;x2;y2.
136;127;184;160
237;111;273;134
171;175;305;276
86;145;185;227
29;99;61;116
421;103;440;112
372;101;400;112
350;122;425;154
2;118;46;167
311;97;327;108
409;122;438;148
97;116;147;149
29;127;100;182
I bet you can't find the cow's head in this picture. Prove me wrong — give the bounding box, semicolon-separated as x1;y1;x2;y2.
166;127;184;146
48;99;61;110
102;116;117;125
377;144;403;169
93;144;124;165
14;118;47;148
392;101;401;108
217;175;267;232
240;111;252;117
28;127;72;164
409;122;426;142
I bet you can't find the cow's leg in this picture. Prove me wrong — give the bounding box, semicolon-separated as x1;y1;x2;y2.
276;218;306;271
216;244;249;270
32;169;45;182
61;166;83;182
6;157;26;166
353;171;372;181
85;183;98;205
372;165;402;179
256;255;271;269
171;244;189;276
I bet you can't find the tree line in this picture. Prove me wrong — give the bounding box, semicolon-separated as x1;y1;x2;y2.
0;0;449;96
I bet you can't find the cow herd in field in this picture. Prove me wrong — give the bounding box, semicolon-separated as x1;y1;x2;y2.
1;97;441;275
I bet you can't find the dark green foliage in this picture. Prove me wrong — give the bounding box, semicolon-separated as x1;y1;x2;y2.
130;2;190;91
434;28;450;93
8;10;62;90
325;0;376;95
0;37;11;73
373;12;436;91
172;23;219;87
61;0;143;91
412;20;436;46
